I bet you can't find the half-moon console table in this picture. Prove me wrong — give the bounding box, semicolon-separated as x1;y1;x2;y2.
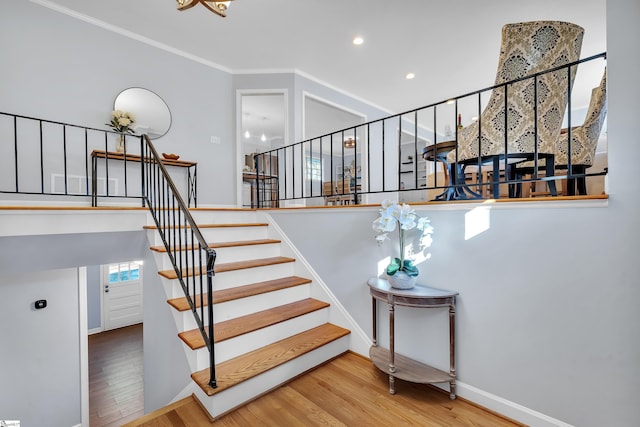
367;277;458;399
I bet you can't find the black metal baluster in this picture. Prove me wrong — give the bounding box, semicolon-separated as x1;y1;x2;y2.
63;125;68;195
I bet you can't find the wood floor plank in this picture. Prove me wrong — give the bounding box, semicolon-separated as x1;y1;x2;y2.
89;324;143;427
97;319;522;426
124;350;523;427
178;298;330;350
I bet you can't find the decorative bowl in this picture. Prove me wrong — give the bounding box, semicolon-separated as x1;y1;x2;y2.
162;153;180;160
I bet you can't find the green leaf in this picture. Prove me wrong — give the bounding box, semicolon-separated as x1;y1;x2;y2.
386;257;401;276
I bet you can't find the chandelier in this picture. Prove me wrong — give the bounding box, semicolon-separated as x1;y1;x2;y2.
343;137;356;149
177;0;233;17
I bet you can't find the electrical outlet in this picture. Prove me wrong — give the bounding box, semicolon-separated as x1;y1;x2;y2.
210;136;220;145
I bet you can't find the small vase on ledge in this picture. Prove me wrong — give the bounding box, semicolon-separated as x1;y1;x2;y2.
115;135;125;152
387;270;418;290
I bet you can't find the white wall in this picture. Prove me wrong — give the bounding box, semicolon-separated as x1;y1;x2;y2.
141;250;194;414
268;2;640;425
0;268;83;427
0;2;235;206
1;1;637;426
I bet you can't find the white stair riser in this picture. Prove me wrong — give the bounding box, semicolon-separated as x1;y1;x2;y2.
213;244;281;264
192;308;330;370
159;276;208;301
194;336;350;418
213;284;311;322
172;304;201;331
171;283;311;328
146;226;269;247
181;341;199;373
159;262;296;298
213;263;296;290
199;227;268;242
155;243;282;271
186;210;258;224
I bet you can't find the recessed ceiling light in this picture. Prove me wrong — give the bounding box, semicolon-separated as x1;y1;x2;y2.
405;73;415;80
353;36;364;46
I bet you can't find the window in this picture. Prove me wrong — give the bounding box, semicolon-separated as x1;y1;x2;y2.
108;261;142;284
306;157;322;181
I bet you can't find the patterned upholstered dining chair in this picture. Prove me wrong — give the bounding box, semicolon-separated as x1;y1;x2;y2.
556;69;607;195
514;69;607;196
446;21;584;198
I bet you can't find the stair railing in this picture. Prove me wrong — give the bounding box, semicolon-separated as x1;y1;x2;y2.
252;53;607;206
0;112;146;204
142;135;218;389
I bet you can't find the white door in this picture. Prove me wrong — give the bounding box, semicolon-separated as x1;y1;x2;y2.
102;261;143;330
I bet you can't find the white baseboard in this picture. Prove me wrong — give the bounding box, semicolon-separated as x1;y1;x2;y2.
456;381;574;427
88;327;103;335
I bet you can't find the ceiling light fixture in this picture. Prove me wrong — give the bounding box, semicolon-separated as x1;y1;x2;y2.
176;0;233;17
405;73;415;80
353;36;364;46
344;137;356;149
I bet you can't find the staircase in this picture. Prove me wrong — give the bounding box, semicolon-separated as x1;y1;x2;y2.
145;208;352;419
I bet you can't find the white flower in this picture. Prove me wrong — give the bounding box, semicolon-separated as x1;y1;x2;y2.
107;110;135;134
372;199;433;277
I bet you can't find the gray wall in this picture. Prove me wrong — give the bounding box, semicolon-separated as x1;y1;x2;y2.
141;250;193;413
1;1;638;426
270;2;640;426
86;264;101;331
0;2;235;206
0;268;82;427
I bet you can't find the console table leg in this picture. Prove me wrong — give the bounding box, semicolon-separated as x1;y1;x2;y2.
449;302;457;399
388;300;396;394
372;297;377;346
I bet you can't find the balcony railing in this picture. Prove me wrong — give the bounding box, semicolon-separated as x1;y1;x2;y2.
251;53;607;207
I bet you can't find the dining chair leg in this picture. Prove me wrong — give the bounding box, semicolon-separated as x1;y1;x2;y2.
491;157;501;198
544;156;557;196
575;165;588;195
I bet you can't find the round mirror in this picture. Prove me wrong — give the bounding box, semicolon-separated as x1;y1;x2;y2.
114;87;171;139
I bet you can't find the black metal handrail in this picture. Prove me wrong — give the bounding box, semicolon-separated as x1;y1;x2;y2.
142;135;218;388
253;53;607;206
1;112;217;386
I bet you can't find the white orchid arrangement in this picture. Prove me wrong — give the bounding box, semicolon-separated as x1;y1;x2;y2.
373;200;433;277
107;110;135;134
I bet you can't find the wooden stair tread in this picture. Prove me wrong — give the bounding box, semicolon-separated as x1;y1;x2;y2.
191;323;351;396
158;256;295;279
143;222;268;230
167;276;312;311
150;238;281;253
178;298;330;349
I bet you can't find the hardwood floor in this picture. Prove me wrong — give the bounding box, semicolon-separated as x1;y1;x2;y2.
89;323;144;427
126;350;523;427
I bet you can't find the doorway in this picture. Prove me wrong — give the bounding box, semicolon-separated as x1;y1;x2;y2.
101;260;143;331
236;90;288;207
303;94;367;206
